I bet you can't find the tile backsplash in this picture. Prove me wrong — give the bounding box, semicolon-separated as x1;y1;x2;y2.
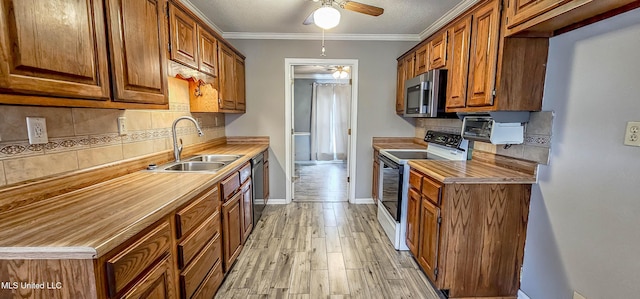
415;111;554;165
0;77;225;187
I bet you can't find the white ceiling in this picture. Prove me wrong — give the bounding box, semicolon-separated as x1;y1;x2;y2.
181;0;479;41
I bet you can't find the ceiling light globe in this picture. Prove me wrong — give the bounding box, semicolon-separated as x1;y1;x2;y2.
314;7;340;29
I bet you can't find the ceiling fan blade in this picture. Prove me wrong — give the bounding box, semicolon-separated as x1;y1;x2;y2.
342;1;384;16
303;11;315;25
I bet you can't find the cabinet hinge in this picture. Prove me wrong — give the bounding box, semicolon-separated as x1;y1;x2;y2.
168;42;172;53
437;217;442;224
347;177;350;183
348;128;351;135
434;268;439;276
492;90;496;98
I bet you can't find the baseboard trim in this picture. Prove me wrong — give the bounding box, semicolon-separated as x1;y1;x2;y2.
519;289;531;299
352;198;375;204
266;198;287;205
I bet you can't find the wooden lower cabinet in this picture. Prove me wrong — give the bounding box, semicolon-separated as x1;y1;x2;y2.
119;255;175;299
222;191;243;270
240;178;253;244
406;187;421;256
407;167;532;298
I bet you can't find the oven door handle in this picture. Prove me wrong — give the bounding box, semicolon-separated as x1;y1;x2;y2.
379;154;400;169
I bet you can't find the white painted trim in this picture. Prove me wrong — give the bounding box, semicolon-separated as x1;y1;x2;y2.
418;0;481;40
178;0;224;35
285;58;359;205
224;32;420;41
353;198;376;204
266;198;288;205
518;289;532;299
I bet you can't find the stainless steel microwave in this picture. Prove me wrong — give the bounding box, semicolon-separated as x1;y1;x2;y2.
403;69;454;118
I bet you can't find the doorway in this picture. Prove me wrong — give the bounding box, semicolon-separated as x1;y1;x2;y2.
284;59;359;203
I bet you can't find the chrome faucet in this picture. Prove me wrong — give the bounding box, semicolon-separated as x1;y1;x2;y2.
172;116;204;162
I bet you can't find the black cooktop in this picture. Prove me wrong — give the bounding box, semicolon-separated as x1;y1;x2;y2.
384;151;440;160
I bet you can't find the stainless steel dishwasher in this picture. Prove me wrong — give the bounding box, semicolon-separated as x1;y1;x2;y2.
251;153;265;226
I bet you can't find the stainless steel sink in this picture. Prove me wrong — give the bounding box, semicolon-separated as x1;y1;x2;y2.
188;154;243;163
149;161;226;173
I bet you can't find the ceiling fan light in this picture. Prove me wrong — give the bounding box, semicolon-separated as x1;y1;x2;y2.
314;6;340;29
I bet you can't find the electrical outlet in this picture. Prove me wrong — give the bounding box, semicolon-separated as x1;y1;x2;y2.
26;117;48;144
573;291;587;299
624;121;640;146
117;117;128;136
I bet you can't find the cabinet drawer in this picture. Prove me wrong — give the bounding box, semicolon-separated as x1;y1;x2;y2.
409;169;423;190
178;211;221;269
421;177;442;205
176;186;219;238
180;234;222;299
191;260;224;299
107;221;172;296
239;162;252;184
221;172;240;200
118;254;174;299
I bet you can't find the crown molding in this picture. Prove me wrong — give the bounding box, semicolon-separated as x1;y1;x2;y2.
223;32;421;41
418;0;481;40
178;0;224;35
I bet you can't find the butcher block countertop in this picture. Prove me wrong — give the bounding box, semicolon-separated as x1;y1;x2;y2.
0;142;268;259
408;159;537;184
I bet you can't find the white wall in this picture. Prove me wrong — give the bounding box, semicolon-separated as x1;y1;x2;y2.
225;39;416;199
521;9;640;299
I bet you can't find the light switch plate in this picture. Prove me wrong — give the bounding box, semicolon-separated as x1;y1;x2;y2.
624;121;640;146
26;117;48;144
117;116;128;136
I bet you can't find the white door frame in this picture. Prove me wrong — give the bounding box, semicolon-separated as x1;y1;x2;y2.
284;58;359;204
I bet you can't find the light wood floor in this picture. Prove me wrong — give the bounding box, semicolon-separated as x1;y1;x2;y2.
294;163;348;202
215;203;442;299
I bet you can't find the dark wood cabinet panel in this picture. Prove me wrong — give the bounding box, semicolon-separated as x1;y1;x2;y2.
219;43;236;111
235;56;246;112
446;16;472;109
406;188;421;257
198;28;218;77
466;0;501;108
0;0;111;100
222;192;243;270
106;0;168;105
169;4;199;69
395;59;405;115
240;179;253;244
119;255;176;299
417;197;440;283
415;44;429;75
175;186;218;238
428;32;447;70
179;234;221;299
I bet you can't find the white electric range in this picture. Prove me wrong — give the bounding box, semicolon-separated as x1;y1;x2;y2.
377;131;468;250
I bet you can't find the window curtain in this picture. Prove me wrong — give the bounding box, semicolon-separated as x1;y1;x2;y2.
313;83;351;161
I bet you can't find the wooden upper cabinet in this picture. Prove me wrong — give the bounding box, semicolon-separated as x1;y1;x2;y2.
234;56;246;112
403;53;416;81
415;44;429;75
169;4;199;69
198;28;218;77
466;0;501;107
219;43;236;111
507;0;572;30
395;59;405;115
428;32;448;70
418;197;440;283
446;16;472;109
106;0;168;105
0;0;111;100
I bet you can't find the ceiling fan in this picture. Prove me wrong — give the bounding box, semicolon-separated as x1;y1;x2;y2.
303;0;384;29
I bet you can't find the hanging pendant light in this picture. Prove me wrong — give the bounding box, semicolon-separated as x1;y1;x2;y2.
313;6;340;29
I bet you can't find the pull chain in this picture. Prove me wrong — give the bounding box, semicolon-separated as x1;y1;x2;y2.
321;29;326;56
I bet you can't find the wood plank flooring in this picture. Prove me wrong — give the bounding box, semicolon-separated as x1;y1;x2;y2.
215;203;443;298
294;163;348;202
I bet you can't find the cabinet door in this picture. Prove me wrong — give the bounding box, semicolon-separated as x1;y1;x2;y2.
218;43;236;110
406;188;421;257
466;0;501;107
120;255;176;299
446;16;472;109
198;28;218;77
0;0;111;100
106;0;168;104
507;0;573;29
240;179;253;244
169;4;199;69
418;198;440;282
222;192;242;270
428;32;448;70
404;54;415;81
234;56;246;112
372;160;380;202
415;44;429;75
263;160;270;202
395;59;405;114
